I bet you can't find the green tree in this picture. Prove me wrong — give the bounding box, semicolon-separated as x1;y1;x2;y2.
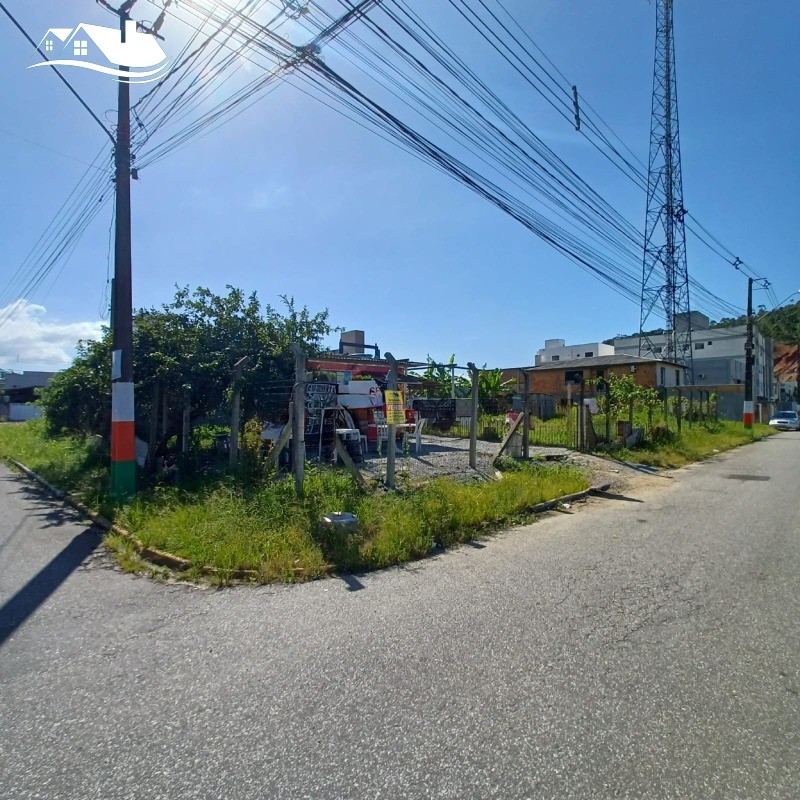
41;286;336;453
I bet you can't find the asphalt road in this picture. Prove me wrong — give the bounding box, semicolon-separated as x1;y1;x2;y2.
1;433;798;800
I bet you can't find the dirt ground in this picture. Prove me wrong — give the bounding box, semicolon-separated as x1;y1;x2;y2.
356;434;656;494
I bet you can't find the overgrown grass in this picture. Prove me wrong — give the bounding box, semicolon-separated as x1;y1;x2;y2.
0;420;113;514
610;420;775;468
0;421;588;582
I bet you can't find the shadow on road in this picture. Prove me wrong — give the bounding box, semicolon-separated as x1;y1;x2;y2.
592;490;645;503
336;573;366;592
0;526;102;648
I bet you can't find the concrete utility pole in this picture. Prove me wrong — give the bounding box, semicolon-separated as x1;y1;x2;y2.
109;3;135;502
743;277;754;428
99;0;168;501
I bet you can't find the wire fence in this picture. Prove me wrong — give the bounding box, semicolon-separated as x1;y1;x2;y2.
413;386;719;453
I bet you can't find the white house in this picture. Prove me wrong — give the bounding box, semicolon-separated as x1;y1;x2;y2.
534;338;615;366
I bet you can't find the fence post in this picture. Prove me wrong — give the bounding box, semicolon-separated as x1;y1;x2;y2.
676;387;682;433
229;356;250;467
688;390;694;428
181;393;191;456
468;362;479;469
385;352;399;489
522;371;530;460
148;379;159;471
290;344;306;496
578;380;586;450
566;382;573;442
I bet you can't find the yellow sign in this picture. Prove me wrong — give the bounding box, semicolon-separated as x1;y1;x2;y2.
384;390;406;424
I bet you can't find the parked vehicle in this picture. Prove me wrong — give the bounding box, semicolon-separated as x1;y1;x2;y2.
768;411;800;431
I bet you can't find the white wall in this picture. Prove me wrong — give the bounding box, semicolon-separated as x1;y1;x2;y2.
534;341;614;365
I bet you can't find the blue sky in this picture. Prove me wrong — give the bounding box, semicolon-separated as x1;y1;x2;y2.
1;0;798;373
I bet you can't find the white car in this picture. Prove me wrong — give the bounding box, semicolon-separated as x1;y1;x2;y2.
768;411;800;431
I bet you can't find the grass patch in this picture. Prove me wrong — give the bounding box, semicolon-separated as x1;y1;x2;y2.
609;420;775;469
0;421;588;582
0;420;113;514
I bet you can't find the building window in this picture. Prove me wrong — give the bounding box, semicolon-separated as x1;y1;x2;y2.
708;341;713;345
694;342;705;350
660;367;666;385
74;40;88;57
551;355;559;361
584;351;593;357
45;40;54;51
653;346;663;354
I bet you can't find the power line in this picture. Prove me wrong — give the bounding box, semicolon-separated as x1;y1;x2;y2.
0;1;115;144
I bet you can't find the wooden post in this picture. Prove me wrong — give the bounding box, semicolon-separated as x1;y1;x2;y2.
334;436;366;490
494;411;525;461
148;379;159;471
181;399;191;455
468;362;479;469
270;406;293;470
578;380;586;450
385;352;399;490
688;390;694;427
605;384;611;443
676;387;682;433
229;356;250;467
522;371;530;460
566;382;573;441
291;344;306;495
161;390;168;439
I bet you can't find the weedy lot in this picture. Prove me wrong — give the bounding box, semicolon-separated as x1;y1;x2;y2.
0;421;588;582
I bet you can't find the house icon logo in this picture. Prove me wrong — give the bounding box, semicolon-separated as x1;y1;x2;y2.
30;21;170;83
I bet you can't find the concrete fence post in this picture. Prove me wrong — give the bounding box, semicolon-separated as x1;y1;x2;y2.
468;362;479;469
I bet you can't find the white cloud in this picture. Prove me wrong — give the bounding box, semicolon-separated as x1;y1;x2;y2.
0;300;104;370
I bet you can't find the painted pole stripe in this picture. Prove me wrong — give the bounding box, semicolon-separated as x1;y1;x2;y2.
110;461;136;501
111;382;135;422
111;421;136;462
742;400;754;428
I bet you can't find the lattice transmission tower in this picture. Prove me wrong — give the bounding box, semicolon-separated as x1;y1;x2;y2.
639;0;693;377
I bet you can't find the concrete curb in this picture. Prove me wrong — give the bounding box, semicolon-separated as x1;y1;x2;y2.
525;483;612;516
8;458;209;576
5;457;611;583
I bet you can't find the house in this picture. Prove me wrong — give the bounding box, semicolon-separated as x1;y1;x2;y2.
0;370;55;421
502;354;686;397
613;312;774;404
534;338;615;366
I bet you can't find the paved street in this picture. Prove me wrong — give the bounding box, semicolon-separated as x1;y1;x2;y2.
1;434;799;800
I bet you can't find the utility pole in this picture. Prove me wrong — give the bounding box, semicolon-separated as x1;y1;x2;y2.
743;277;754;428
109;1;136;502
99;0;167;502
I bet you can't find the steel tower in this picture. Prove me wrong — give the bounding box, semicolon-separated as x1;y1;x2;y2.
639;0;693;377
